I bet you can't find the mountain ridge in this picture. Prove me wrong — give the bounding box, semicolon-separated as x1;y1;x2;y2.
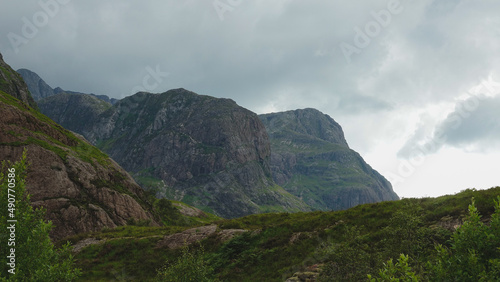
0;54;159;240
260;108;399;211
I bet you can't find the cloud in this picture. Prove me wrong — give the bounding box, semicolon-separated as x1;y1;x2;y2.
1;1;500;199
398;91;500;158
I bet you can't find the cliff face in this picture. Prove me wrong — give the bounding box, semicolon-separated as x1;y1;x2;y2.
260;108;399;211
0;54;37;109
0;55;157;240
42;89;310;218
38;93;112;134
16;68;55;101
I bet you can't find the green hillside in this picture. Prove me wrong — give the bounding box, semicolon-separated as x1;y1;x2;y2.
66;186;500;281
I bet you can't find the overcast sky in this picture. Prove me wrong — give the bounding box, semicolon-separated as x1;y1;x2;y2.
1;0;499;198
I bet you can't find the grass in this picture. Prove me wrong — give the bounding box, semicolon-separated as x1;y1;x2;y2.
66;186;500;281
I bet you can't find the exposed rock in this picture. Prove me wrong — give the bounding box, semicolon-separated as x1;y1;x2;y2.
285;264;324;282
1;64;158;240
16;68;55;101
155;225;248;249
72;238;102;254
218;229;247;242
0;53;37;109
173;203;206;217
41;89;310;218
260;109;399;211
38;93;111;134
156;225;218;249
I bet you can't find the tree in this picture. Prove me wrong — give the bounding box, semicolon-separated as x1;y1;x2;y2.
155;243;218;282
0;149;81;281
429;197;500;281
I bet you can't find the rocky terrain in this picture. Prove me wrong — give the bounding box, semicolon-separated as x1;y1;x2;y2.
16;68;55;101
0;54;37;109
260;108;399;211
39;89;310;218
28;67;399;217
0;54;158;240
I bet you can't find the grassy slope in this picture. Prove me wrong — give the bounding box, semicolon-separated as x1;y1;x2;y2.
68;186;500;281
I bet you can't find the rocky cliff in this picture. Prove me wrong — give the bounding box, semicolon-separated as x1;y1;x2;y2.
0;55;157;240
38;93;112;134
16;68;55;101
260;108;399;211
41;89;310;218
0;54;37;109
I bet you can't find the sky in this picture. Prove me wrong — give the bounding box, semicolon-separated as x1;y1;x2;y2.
1;0;500;199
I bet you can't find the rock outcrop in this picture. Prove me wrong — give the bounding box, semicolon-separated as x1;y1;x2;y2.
38;93;111;134
0;54;37;109
260;109;399;211
40;89;310;218
16;68;55;101
0;54;158;240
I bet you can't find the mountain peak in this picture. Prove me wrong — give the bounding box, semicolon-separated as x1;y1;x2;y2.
260;108;349;148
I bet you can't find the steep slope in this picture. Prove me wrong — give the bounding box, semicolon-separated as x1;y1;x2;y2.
260;108;399;211
0;55;158;240
17;68;118;104
38;93;112;134
16;68;55;101
0;54;37;109
41;89;310;218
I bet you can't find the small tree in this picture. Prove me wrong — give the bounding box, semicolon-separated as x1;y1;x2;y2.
155;243;217;282
429;197;500;281
0;150;81;280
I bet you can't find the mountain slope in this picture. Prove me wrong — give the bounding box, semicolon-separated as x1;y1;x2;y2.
41;89;310;218
18;68;118;104
16;68;55;101
0;54;158;239
0;54;37;109
38;92;112;134
260;108;399;211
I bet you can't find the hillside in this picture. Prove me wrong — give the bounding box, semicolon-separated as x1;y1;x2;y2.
0;54;158;240
67;186;500;281
40;89;310;218
260;109;399;211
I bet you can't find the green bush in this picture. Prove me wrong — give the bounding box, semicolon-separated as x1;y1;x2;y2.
428;197;500;281
0;150;81;281
155;244;218;282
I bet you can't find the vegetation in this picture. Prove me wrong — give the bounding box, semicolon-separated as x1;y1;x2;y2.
0;150;81;280
58;186;500;281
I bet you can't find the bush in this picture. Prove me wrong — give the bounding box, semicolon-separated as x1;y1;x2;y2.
155;243;218;282
0;149;81;280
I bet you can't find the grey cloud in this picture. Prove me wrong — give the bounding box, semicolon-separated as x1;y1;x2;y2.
398;95;500;158
1;0;500;156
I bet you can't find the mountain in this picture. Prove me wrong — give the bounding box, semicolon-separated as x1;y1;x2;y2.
16;68;55;101
39;89;310;218
259;108;399;211
17;68;118;104
0;54;37;109
38;92;112;134
0;54;158;240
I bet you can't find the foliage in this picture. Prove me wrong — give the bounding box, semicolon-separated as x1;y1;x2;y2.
154;198;184;226
70;186;500;281
428;197;500;281
156;243;218;282
367;254;418;282
318;225;372;281
0;150;81;280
